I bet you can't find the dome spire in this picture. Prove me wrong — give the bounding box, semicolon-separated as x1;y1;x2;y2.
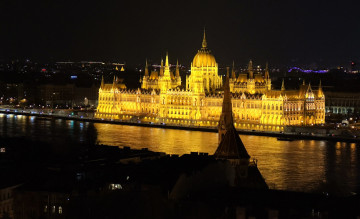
202;27;207;48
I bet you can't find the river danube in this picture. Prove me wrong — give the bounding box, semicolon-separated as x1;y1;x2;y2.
1;113;359;196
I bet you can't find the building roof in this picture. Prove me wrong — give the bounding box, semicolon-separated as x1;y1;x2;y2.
214;128;250;159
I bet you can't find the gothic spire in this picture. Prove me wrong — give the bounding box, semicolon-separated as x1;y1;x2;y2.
248;60;254;79
318;80;324;98
307;82;312;92
175;59;180;77
101;75;105;89
265;62;270;79
164;52;170;77
165;52;169;67
112;75;116;88
215;71;250;160
220;68;233;130
232;61;236;79
145;59;149;76
202;27;207;48
248;60;253;71
281;79;285;91
160;57;164;76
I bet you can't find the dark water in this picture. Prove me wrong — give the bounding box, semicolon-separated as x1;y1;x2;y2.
1;113;360;195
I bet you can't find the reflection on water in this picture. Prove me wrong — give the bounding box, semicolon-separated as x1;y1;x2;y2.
1;113;359;195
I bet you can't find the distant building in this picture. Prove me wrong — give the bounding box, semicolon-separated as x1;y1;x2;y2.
96;31;325;131
39;83;98;107
325;91;360;115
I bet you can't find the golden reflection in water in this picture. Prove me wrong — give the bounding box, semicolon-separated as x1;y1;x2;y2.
94;123;332;192
95;123;218;155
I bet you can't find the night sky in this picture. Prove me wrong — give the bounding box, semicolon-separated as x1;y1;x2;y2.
1;0;359;67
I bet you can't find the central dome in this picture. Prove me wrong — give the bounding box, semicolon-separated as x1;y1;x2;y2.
192;31;217;68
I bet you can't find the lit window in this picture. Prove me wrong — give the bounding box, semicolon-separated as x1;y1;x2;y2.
110;184;123;190
44;205;48;213
59;206;63;214
52;206;56;213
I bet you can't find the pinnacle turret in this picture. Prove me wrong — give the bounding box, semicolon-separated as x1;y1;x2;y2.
281;79;285;91
318;80;324;98
175;59;180;77
265;62;270;79
165;52;169;67
145;59;149;76
248;60;254;79
101;75;105;89
160;58;164;76
232;61;236;79
112;75;116;88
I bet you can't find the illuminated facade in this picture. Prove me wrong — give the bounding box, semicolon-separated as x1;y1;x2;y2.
96;31;325;131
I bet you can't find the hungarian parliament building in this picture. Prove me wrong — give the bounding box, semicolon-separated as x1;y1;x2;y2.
96;32;325;131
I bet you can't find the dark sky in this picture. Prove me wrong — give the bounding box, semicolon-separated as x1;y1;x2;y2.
1;0;359;67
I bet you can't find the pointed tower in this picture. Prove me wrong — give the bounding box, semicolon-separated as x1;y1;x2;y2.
164;52;171;77
202;27;207;48
217;69;234;144
175;59;180;78
145;59;149;77
265;62;271;90
231;61;236;79
265;62;270;79
112;75;116;89
281;79;285;91
305;83;314;99
215;71;250;175
160;58;164;76
248;60;254;79
175;59;182;86
318;80;324;98
101;75;105;89
307;83;312;92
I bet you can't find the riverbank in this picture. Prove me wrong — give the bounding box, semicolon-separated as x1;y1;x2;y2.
1;108;359;143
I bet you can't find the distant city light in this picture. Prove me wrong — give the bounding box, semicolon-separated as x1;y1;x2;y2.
288;67;328;74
